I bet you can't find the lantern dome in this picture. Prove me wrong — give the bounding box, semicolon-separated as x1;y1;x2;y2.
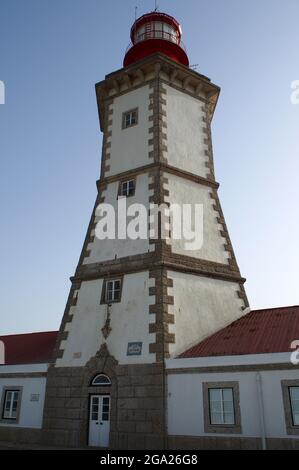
124;12;189;67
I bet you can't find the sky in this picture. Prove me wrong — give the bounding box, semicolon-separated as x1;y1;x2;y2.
0;0;299;335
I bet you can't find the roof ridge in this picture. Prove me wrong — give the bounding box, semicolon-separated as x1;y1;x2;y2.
179;305;299;358
251;305;299;313
0;330;58;339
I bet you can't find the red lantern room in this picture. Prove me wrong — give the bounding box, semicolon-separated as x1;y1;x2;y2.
124;11;189;68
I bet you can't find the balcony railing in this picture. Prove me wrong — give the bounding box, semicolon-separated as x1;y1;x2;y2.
125;30;187;54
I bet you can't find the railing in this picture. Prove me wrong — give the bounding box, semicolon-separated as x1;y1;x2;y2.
125;30;187;54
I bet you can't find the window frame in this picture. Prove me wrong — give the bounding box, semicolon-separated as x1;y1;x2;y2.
289;386;299;426
100;277;123;305
208;387;235;426
91;374;111;387
0;386;23;424
118;178;136;198
122;108;139;130
281;380;299;435
203;381;242;434
134;22;179;43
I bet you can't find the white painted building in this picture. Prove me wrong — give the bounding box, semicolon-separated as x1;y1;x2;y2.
166;306;299;449
0;332;57;444
0;307;298;449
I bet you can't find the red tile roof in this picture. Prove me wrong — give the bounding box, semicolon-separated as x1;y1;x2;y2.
179;306;299;358
0;331;58;365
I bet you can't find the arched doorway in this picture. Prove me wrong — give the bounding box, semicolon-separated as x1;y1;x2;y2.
88;373;111;447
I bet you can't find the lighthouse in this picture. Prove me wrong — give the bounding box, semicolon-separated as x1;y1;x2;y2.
123;12;189;67
42;11;248;449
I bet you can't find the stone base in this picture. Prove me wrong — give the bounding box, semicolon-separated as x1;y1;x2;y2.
168;435;299;450
0;426;42;445
42;347;166;449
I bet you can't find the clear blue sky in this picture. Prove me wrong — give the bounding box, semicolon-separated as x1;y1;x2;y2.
1;0;298;334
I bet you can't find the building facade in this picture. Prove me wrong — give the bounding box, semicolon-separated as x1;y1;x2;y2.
1;308;299;449
0;332;57;445
167;306;299;450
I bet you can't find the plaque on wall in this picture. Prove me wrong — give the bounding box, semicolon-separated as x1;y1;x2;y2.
30;393;40;402
127;342;142;356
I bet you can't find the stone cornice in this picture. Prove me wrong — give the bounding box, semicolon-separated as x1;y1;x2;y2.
0;372;47;378
95;53;220;131
73;253;245;285
96;162;219;190
166;363;299;374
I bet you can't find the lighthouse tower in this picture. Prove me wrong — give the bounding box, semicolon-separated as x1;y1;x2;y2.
42;11;248;449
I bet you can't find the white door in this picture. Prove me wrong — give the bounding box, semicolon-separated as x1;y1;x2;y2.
88;395;110;447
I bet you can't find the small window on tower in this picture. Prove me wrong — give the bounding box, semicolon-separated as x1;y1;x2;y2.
101;278;123;304
118;179;136;198
122;108;138;129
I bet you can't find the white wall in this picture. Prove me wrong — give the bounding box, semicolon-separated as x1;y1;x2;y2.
165;84;209;178
57;272;156;367
166;174;229;263
84;174;151;264
107;85;152;176
167;360;299;439
168;270;245;357
0;364;47;429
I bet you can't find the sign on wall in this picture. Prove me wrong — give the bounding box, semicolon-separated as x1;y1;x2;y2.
30;394;40;402
127;342;142;356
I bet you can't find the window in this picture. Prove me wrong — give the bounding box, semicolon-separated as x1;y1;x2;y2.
203;382;242;434
122;108;138;129
136;25;145;42
134;22;178;43
107;279;121;303
119;179;136;198
102;396;110;421
209;388;235;425
101;278;123;304
154;22;163;38
3;390;19;420
282;380;299;434
288;386;299;426
290;387;299;426
1;387;22;423
162;23;177;42
89;395;110;424
91;374;111;386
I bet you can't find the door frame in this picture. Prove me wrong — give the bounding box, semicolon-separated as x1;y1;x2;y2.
79;345;117;448
87;392;111;448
